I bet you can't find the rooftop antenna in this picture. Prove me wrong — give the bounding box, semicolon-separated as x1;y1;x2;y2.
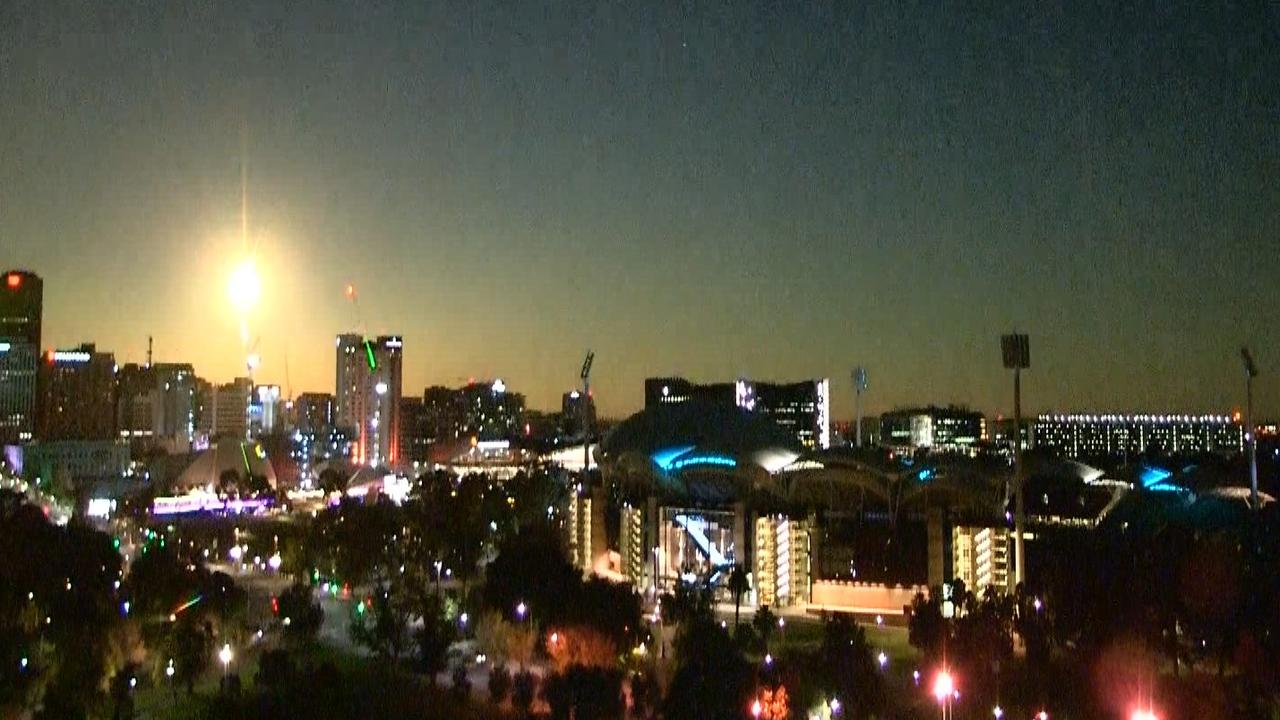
147;336;153;368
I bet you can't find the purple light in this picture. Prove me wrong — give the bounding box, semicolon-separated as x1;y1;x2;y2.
152;495;270;516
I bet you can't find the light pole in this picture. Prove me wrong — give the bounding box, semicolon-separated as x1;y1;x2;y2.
852;367;868;449
1241;347;1259;509
580;350;594;474
1001;333;1030;588
932;670;955;720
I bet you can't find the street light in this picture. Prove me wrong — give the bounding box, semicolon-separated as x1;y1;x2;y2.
1242;347;1259;509
516;601;527;620
998;333;1029;586
218;643;233;676
932;671;955;720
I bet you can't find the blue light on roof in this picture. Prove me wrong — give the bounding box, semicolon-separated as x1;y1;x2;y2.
1139;466;1173;489
651;446;695;471
671;455;737;471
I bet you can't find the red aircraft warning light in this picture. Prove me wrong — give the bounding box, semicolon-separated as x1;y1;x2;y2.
6;274;20;289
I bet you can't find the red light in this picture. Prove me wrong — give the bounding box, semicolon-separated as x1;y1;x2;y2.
6;274;20;289
45;350;55;364
271;597;279;614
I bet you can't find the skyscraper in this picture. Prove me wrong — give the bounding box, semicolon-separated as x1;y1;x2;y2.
36;344;117;442
211;378;252;440
334;333;365;434
1;270;42;346
0;270;42;444
332;333;402;467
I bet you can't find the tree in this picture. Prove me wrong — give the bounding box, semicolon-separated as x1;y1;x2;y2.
475;611;536;668
543;665;624;720
276;583;323;645
413;594;456;683
727;564;749;629
814;614;884;719
545;626;618;671
318;467;347;496
512;670;538;717
907;590;946;658
168;618;212;695
752;606;778;651
349;585;410;662
488;665;512;704
663;614;751;720
450;664;471;700
256;649;295;689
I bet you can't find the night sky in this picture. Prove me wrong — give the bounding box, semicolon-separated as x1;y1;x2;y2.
2;1;1277;419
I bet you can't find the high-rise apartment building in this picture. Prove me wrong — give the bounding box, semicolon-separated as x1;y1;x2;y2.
334;333;366;434
36;344;117;441
333;334;402;466
0;270;42;444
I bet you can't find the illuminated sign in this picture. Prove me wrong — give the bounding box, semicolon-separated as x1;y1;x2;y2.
492;378;507;394
364;340;377;370
52;351;91;363
384;338;403;349
0;342;9;353
670;455;737;471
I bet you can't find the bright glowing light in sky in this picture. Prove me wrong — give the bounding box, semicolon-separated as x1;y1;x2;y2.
228;258;262;314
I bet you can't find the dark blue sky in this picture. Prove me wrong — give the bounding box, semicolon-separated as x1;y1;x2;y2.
2;0;1277;418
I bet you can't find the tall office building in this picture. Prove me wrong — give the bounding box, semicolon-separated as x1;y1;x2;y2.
333;334;402;467
0;270;42;444
152;363;198;452
115;363;155;443
249;384;282;438
293;392;334;433
36;344;117;441
1;270;41;346
1034;413;1243;459
399;396;429;464
210;378;252;440
644;376;831;450
116;362;199;453
879;406;987;455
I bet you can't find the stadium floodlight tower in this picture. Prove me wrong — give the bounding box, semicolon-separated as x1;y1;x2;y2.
1242;347;1259;509
580;350;595;473
852;367;869;449
1001;333;1030;589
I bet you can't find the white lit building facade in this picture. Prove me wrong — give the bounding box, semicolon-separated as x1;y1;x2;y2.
1034;413;1243;459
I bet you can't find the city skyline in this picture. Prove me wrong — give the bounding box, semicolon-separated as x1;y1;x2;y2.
3;1;1277;419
